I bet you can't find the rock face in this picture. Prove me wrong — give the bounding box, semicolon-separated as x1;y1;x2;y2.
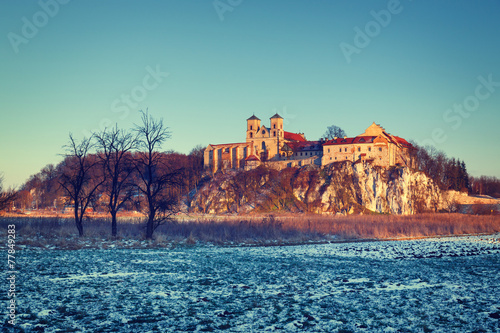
189;162;450;215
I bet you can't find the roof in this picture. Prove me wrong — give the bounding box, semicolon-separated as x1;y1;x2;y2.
208;142;249;148
284;131;306;142
393;136;413;148
286;141;322;152
245;154;260;161
270;113;283;119
247;115;260;121
323;136;377;146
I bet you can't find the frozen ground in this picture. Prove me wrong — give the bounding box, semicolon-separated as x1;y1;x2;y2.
3;234;500;332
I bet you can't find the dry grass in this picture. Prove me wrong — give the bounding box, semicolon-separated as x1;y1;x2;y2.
282;213;500;240
1;213;499;249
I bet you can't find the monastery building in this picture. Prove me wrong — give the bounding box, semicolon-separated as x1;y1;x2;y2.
204;114;413;173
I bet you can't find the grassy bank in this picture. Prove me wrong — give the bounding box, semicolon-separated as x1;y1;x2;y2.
1;213;499;249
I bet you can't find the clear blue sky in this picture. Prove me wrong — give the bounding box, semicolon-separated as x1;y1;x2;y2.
1;0;499;188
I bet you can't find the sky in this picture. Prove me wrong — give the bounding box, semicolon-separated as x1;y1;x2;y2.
1;0;499;189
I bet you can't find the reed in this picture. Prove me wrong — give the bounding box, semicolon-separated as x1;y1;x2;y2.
1;213;499;249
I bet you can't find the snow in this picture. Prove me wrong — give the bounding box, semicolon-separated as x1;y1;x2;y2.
3;233;500;332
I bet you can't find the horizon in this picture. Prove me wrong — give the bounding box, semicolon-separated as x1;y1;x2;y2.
1;1;500;188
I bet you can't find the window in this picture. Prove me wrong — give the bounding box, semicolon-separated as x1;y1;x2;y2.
250;132;253;138
339;148;342;152
300;152;303;156
330;157;332;160
328;148;330;153
262;142;266;150
379;147;382;152
250;125;253;130
358;147;361;152
262;130;266;134
368;147;371;152
345;148;347;152
273;131;276;137
335;157;337;160
273;124;276;129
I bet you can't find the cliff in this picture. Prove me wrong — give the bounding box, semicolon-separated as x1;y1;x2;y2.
189;162;454;215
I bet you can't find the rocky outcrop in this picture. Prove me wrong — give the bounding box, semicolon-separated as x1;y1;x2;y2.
189;162;451;215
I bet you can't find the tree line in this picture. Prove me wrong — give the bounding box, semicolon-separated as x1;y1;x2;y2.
409;143;471;192
3;111;204;239
1;120;499;238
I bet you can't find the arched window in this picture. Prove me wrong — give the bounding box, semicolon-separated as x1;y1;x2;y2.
273;131;276;137
273;124;276;129
250;132;253;138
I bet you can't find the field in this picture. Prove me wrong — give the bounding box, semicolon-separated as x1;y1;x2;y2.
1;213;500;249
2;234;500;332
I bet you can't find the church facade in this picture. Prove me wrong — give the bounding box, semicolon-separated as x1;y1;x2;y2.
203;114;413;173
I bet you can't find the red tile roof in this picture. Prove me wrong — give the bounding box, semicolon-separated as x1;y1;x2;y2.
245;154;260;161
284;131;306;142
393;136;413;148
323;136;376;146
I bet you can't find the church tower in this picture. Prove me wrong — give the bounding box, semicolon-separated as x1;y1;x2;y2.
246;115;261;140
270;113;284;138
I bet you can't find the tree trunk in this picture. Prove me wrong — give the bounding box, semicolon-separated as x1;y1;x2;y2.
74;206;84;237
146;214;154;239
111;210;118;237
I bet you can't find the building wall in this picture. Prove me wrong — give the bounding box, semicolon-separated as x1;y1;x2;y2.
204;144;249;174
322;142;396;167
247;129;284;161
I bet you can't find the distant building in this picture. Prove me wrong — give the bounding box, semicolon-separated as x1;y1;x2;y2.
204;115;413;173
322;122;413;168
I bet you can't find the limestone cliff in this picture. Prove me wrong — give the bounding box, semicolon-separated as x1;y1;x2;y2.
189;162;452;215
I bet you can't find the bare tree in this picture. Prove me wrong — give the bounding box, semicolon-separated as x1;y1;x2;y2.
323;125;347;140
188;145;205;190
95;125;138;237
133;110;182;239
59;134;104;237
0;175;17;211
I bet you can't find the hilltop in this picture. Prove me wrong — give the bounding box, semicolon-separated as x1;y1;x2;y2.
189;161;499;216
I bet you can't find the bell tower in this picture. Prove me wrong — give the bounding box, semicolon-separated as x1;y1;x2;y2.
270;113;284;138
246;115;261;140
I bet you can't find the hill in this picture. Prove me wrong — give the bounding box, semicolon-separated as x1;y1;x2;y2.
189;161;462;215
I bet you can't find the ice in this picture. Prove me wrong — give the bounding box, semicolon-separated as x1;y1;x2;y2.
4;233;500;332
37;309;56;317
